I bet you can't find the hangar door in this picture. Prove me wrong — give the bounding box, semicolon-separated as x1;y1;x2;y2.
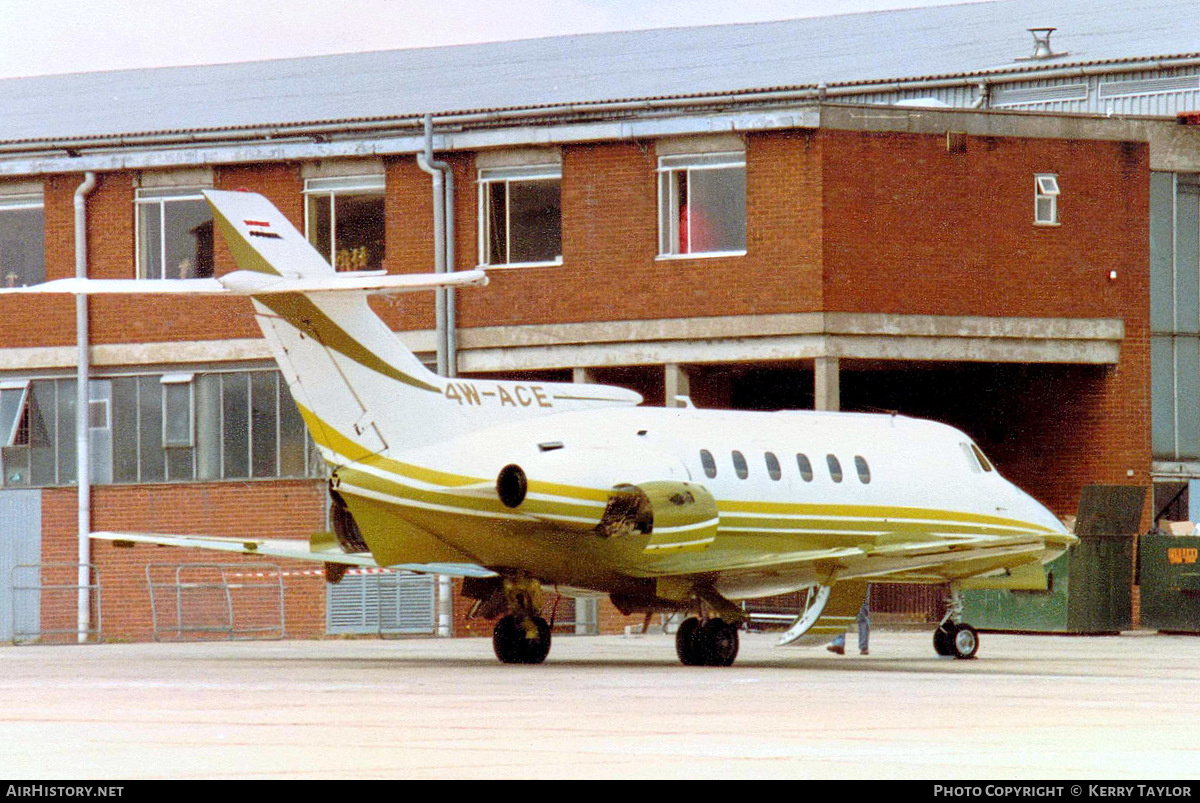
0;490;40;641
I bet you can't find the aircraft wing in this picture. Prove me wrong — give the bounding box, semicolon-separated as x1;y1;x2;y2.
3;269;488;297
642;531;1051;586
89;531;497;578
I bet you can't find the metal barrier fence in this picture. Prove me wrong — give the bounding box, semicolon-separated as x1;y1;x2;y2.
146;563;284;641
10;563;102;645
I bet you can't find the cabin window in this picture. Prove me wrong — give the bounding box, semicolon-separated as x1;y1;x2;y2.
0;189;44;288
1034;173;1060;226
826;454;843;483
479;165;562;266
136;187;214;280
854;455;871;484
700;449;717;479
796;453;813;482
657;152;746;257
764;452;781;481
305;175;386;272
731;450;748;479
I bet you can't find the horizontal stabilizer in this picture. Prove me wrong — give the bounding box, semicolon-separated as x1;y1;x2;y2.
0;269;487;297
90;531;496;578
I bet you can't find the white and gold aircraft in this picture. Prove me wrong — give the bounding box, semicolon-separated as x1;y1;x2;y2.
12;190;1077;666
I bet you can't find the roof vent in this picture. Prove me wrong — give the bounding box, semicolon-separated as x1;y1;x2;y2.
1018;27;1067;61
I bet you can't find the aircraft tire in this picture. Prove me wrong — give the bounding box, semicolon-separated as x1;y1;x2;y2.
951;622;979;660
700;618;739;667
676;617;705;666
523;616;552;664
493;615;552;664
933;623;955;656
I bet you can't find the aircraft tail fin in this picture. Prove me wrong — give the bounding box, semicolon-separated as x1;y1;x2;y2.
1;190;639;461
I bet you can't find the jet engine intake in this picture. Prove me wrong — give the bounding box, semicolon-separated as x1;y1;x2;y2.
496;463;528;508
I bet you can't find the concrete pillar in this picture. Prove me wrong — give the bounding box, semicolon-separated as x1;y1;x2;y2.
664;362;691;408
814;356;840;412
575;598;598;635
572;367;594;385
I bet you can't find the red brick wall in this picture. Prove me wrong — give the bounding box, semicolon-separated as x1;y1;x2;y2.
820;128;1151;522
821;129;1147;320
41;480;328;641
457;134;825;328
0;174;82;348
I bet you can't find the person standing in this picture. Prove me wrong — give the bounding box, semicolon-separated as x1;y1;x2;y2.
827;587;871;655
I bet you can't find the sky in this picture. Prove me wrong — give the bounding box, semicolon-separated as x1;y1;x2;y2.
0;0;997;79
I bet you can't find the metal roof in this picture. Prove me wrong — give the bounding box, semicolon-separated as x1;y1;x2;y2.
2;0;1199;144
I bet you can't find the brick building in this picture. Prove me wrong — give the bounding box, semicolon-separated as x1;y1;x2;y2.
1;0;1198;641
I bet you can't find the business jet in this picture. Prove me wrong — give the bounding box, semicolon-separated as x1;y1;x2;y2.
10;190;1077;666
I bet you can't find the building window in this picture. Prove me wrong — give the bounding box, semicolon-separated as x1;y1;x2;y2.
304;176;385;272
0;192;44;288
0;370;320;488
1;380;59;487
658;152;746;257
478;165;562;266
1034;174;1060;225
136;188;214;279
1151;173;1200;463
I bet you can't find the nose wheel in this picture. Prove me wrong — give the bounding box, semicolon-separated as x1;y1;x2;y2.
933;621;979;659
933;589;979;659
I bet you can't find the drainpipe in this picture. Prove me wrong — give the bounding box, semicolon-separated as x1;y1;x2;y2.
416;118;457;637
74;171;96;644
971;81;990;109
415;114;458;377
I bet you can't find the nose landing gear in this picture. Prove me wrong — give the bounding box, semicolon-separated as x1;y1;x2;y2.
934;589;979;660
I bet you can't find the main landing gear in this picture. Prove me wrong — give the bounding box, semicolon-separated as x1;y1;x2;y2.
466;574;554;665
933;589;979;660
676;616;740;666
493;614;552;665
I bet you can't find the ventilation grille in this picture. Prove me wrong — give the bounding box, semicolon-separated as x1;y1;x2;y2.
1099;75;1200;99
992;83;1088;107
327;572;436;635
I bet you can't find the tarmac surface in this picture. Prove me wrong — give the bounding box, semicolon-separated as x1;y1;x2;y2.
1;628;1198;780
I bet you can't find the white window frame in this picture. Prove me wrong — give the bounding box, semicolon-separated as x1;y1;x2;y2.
161;373;195;449
303;175;386;271
135;187;212;279
477;165;563;268
657;152;747;259
1035;173;1061;226
0;380;30;447
0;191;45;288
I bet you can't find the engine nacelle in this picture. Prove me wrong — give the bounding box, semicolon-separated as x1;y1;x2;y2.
491;445;692;526
596;481;719;551
491;448;715;549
